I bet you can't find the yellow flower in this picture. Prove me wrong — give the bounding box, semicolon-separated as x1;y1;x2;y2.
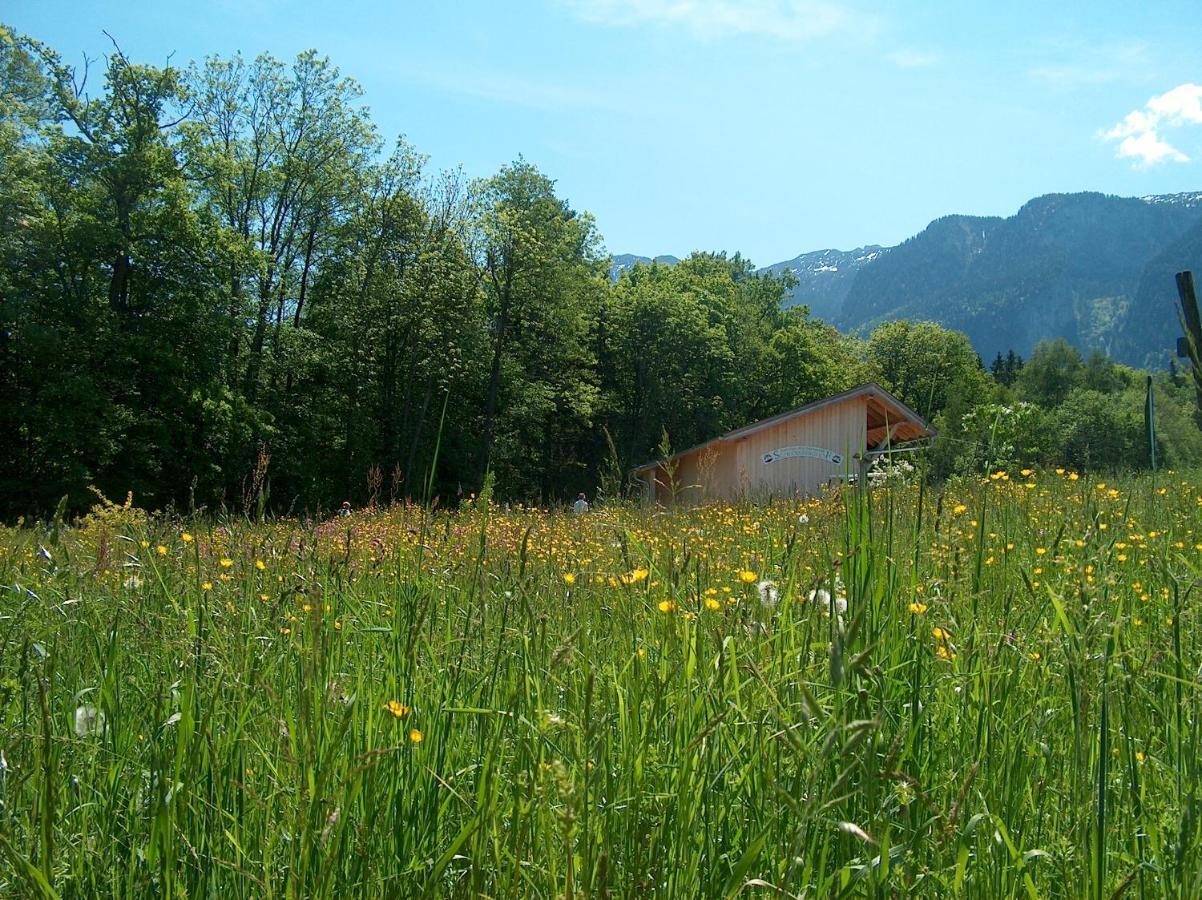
255;560;266;571
738;570;758;584
156;545;168;556
409;728;423;744
181;532;193;544
202;582;213;591
1135;751;1146;763
705;598;722;611
932;626;951;641
657;599;676;613
385;700;411;718
563;573;576;585
1020;469;1033;477
220;558;233;568
909;601;927;614
953;504;968;515
1035;547;1046;556
1068;472;1079;481
631;568;649;583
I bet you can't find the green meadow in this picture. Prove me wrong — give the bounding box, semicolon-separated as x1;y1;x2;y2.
1;470;1200;897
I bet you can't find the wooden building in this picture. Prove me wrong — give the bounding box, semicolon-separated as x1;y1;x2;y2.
630;383;933;504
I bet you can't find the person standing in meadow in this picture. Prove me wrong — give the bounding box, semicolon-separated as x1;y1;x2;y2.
573;492;590;514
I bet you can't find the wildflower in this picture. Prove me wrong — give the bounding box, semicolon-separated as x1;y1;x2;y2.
932;626;951;641
181;532;193;544
1035;547;1046;556
255;560;266;571
563;573;576;585
953;504;968;515
798;514;810;525
631;568;649;583
385;700;411;718
202;582;213;591
705;598;722;611
909;601;927;614
1135;751;1146;763
220;558;233;568
757;580;779;608
936;645;958;661
738;570;758;584
409;728;423;744
74;705;106;737
657;599;676;613
156;545;168;556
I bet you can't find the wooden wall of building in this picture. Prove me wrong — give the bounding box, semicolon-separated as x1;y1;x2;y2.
733;396;865;499
647;396;867;503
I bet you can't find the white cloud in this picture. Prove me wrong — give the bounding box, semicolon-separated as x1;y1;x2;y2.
561;0;867;42
1101;83;1202;166
886;48;937;69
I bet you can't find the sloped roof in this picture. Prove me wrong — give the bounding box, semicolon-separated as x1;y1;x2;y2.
629;382;934;474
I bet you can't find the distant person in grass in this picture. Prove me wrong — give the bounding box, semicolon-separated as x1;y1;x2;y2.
573;492;590;514
338;501;352;518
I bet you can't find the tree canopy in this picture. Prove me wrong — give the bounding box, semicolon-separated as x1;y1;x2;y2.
0;25;1195;516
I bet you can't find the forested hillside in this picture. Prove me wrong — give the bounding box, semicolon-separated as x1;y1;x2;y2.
3;25;1201;517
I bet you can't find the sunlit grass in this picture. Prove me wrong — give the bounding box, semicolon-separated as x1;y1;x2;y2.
1;469;1200;896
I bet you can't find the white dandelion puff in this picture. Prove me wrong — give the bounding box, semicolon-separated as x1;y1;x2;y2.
808;589;847;617
757;580;779;608
74;705;105;737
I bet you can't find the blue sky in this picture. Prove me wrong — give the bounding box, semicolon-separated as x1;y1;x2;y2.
7;1;1202;264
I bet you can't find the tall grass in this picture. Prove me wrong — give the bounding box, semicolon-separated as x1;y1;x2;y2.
0;469;1200;896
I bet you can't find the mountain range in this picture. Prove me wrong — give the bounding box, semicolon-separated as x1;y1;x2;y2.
614;190;1202;368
